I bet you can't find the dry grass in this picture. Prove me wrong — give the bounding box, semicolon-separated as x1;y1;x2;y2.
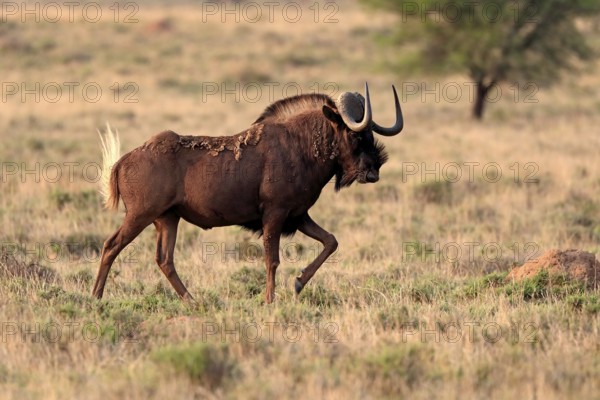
0;1;599;399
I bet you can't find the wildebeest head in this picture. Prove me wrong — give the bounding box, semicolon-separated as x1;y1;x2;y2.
322;83;404;190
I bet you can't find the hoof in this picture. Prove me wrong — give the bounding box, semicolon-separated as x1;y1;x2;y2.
265;294;275;304
295;278;304;294
182;292;198;305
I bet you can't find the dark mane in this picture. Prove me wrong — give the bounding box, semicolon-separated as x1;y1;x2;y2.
254;93;336;124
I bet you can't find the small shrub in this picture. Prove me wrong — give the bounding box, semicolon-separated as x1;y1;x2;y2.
360;343;433;395
151;342;235;389
65;269;94;286
38;286;91;309
149;280;179;299
300;284;341;308
158;77;203;94
467;205;498;222
196;288;224;312
58;302;81;318
364;273;402;294
61;233;104;257
593;225;600;241
49;188;73;210
409;277;451;303
38;285;66;301
0;363;8;383
502;270;584;300
27;138;45;151
239;237;263;261
375;184;399;202
93;299;147;343
358;245;385;261
413;181;452;205
238;68;272;83
461;271;508;298
375;305;412;330
49;189;101;211
555;191;600;240
566;294;599;314
104;307;145;341
229;266;265;298
140;291;186;316
0;251;57;285
282;53;320;67
401;241;435;262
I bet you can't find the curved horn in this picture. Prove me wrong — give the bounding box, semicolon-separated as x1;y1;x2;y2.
339;82;372;132
372;85;404;136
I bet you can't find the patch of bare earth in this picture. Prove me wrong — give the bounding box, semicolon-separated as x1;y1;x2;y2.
507;249;599;288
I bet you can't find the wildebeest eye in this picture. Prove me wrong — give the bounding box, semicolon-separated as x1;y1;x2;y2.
347;130;360;142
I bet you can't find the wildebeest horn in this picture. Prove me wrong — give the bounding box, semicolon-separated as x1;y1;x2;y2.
372;85;403;136
337;82;372;132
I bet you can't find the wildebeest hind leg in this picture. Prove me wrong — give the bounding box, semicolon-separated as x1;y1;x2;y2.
92;213;155;299
295;213;338;294
153;211;193;301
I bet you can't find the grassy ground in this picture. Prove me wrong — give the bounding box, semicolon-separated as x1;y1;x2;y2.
0;2;599;399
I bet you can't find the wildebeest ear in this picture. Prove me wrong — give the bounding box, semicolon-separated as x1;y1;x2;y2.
322;105;342;124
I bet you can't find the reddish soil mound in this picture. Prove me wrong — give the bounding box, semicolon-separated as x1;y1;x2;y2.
507;249;599;288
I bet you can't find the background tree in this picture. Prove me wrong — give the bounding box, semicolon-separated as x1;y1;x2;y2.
362;0;600;119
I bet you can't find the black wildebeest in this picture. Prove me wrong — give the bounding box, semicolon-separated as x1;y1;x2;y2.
93;83;403;303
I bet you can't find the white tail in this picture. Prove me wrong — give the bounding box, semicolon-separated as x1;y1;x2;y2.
98;123;121;210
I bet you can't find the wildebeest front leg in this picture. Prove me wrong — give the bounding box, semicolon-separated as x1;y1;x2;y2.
262;211;286;304
295;213;338;294
154;211;193;301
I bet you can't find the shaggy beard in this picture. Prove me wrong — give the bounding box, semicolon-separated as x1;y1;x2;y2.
335;168;359;191
375;141;389;165
334;141;388;191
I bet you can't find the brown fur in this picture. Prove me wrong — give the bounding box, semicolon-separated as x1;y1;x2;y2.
93;93;391;304
254;93;335;123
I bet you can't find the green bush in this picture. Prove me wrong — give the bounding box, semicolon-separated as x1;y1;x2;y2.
49;189;101;211
409;277;452;303
299;283;341;308
360;343;434;396
65;269;94;286
502;270;584;300
413;181;453;205
567;294;599;314
229;266;265;298
0;251;58;285
460;272;508;298
152;342;235;389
